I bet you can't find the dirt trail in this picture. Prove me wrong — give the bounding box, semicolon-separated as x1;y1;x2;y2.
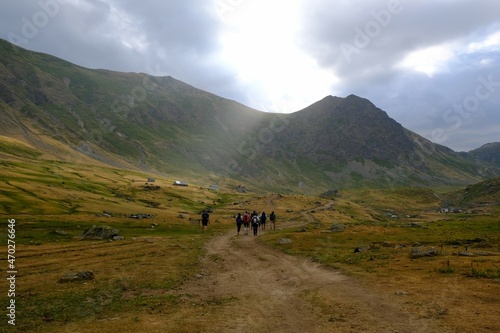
177;207;447;333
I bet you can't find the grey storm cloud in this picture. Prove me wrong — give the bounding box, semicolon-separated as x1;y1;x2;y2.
300;0;500;76
298;0;500;150
1;0;499;151
1;0;244;100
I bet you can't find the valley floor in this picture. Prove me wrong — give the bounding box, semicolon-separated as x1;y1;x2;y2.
3;185;499;333
163;228;447;333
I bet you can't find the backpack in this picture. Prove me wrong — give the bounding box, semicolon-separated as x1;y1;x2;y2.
201;212;209;222
251;216;259;225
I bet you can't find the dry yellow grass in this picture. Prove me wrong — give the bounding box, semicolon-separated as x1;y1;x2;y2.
1;154;499;332
258;191;500;333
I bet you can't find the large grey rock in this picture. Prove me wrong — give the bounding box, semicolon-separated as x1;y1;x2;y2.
410;247;440;258
58;271;94;283
473;251;498;256
354;245;371;253
329;224;345;232
320;189;339;198
78;225;121;240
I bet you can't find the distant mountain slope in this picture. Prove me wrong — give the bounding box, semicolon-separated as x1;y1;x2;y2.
251;95;499;189
0;38;270;175
468;142;500;167
443;177;500;208
274;95;414;164
0;38;499;192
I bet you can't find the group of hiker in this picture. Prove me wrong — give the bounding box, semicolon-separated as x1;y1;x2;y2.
199;210;276;236
235;211;276;236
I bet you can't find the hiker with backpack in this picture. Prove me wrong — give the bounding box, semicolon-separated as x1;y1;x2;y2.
251;214;260;236
260;211;267;231
270;211;276;229
242;211;251;235
235;213;243;235
200;211;210;232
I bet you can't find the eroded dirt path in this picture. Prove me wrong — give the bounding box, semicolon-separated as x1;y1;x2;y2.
176;211;448;333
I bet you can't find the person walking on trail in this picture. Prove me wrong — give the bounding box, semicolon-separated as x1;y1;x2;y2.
251;214;260;236
200;211;210;232
260;211;267;231
235;213;243;235
270;211;276;229
243;211;250;235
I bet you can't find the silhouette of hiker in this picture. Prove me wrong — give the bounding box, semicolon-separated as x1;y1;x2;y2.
236;213;242;235
270;211;276;229
260;211;267;231
251;214;260;236
201;211;210;232
243;211;250;235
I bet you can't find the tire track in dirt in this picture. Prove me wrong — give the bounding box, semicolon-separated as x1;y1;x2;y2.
176;203;448;333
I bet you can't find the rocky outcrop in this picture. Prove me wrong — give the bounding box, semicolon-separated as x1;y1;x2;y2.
58;271;94;283
78;226;122;240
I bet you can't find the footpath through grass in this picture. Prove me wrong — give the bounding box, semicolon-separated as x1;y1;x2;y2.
0;214;232;332
258;191;500;333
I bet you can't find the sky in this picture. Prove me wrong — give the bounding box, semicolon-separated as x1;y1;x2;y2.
1;0;499;152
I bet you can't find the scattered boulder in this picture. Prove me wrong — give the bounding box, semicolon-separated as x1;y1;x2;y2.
236;185;247;193
58;271;94;283
474;251;498;256
143;184;160;190
78;226;121;240
354;245;371;253
278;238;292;245
410;247;440;258
320;189;339;198
128;213;154;219
458;251;475;257
404;222;424;228
50;230;69;236
329;224;345;232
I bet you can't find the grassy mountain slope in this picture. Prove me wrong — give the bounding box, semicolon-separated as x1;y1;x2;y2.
0;38;499;192
255;95;499;189
442;176;500;208
0;38;271;180
468;142;500;167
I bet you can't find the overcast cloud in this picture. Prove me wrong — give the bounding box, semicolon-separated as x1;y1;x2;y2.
1;0;499;151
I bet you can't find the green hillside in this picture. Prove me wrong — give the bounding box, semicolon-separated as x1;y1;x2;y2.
0;38;499;193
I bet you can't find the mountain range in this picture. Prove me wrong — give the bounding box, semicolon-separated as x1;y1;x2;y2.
1;38;499;193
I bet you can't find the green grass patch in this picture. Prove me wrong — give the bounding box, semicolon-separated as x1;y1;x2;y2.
260;211;499;279
467;265;500;279
3;214;227;332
